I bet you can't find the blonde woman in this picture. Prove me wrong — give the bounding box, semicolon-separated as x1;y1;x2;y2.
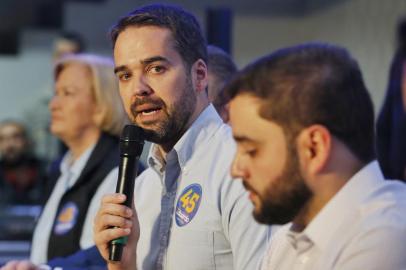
3;54;129;269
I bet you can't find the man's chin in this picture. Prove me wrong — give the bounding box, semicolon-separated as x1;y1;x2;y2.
141;128;173;145
253;202;297;225
253;210;270;225
252;203;270;224
253;211;285;225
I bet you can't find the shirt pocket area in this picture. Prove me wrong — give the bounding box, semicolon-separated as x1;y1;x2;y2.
167;228;215;269
166;228;234;270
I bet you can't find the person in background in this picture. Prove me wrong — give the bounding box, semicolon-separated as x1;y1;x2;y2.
52;31;87;156
376;18;406;181
227;43;406;269
1;53;129;269
93;4;269;270
0;120;46;205
24;31;87;166
207;45;237;123
52;31;86;62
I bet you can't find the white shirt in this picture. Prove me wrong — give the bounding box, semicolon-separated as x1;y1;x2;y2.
134;105;271;270
30;145;118;264
260;161;406;270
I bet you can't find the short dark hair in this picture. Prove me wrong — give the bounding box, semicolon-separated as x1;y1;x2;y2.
207;45;237;110
59;31;86;52
207;45;237;85
226;43;375;163
110;4;207;69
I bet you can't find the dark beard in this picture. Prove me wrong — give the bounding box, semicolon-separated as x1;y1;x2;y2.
130;78;196;148
254;142;312;225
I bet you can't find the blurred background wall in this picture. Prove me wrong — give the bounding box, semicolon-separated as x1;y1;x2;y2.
0;0;404;159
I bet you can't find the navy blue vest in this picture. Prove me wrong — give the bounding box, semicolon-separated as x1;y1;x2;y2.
46;133;119;260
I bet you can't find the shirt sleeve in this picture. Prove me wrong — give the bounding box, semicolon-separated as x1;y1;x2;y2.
79;167;119;249
220;176;271;270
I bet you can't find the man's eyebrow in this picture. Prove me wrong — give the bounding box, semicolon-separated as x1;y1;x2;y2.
114;65;127;74
140;56;170;66
233;135;254;143
114;56;171;74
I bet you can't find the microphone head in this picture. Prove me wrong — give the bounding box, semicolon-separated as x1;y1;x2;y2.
120;125;144;156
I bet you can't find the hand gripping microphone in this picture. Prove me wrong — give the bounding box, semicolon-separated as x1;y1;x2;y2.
109;124;144;261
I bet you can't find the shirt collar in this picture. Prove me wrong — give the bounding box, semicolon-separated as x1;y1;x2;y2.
148;104;223;173
148;144;166;175
60;143;96;178
286;230;313;254
290;161;384;251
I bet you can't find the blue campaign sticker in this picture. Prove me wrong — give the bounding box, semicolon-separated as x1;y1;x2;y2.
53;202;79;235
175;183;203;227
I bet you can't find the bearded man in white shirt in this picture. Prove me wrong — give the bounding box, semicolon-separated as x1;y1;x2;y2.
227;42;406;270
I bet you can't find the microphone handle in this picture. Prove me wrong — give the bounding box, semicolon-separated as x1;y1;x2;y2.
116;155;138;205
108;155;139;261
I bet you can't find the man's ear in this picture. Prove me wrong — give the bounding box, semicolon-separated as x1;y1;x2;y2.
297;125;331;176
191;59;208;93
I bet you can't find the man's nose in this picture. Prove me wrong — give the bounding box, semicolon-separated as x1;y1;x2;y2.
230;154;246;179
131;74;153;97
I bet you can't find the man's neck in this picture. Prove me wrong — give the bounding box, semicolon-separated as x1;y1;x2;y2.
291;196;327;232
292;158;365;231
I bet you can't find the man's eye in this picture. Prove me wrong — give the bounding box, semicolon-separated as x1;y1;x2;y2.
118;73;131;81
236;143;258;158
245;149;257;157
149;65;166;74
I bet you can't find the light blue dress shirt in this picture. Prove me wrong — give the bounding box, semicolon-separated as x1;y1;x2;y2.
133;105;270;270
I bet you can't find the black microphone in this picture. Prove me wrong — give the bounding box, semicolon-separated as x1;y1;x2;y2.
109;124;144;261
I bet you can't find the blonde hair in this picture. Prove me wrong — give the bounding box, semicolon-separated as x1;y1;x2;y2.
54;53;129;136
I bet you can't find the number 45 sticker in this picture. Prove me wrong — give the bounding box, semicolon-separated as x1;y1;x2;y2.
175;184;203;226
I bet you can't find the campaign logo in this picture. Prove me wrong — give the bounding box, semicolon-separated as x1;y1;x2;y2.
53;202;79;235
175;184;202;227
